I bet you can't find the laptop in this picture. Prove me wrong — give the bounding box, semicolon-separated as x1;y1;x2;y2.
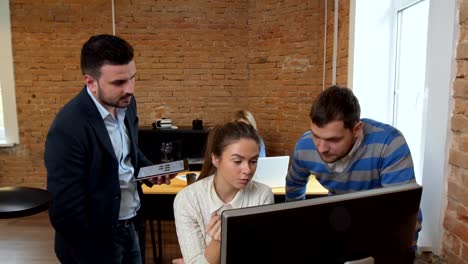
252;156;290;188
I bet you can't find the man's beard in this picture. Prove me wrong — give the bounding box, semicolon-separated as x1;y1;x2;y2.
96;82;132;108
319;153;340;163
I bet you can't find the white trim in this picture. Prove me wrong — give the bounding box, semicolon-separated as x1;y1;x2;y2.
0;0;19;146
347;0;355;88
395;0;426;12
417;0;457;254
322;0;328;90
332;0;339;85
0;142;15;147
390;8;401;125
112;0;116;35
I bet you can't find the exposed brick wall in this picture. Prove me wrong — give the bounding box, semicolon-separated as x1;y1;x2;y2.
114;1;250;126
444;0;468;262
1;1;113;188
246;0;348;156
0;0;348;188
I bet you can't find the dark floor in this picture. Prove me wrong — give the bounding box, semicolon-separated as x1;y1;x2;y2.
0;212;447;264
415;251;447;264
151;219;447;264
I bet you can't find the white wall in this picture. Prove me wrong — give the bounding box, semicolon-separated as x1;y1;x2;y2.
419;0;456;254
349;0;457;254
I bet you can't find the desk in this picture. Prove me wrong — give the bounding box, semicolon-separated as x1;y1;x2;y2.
143;175;328;196
0;187;51;219
141;173;328;263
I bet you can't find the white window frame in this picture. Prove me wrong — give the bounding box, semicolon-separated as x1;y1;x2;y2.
0;0;19;146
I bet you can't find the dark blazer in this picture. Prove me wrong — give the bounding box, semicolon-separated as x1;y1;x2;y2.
45;86;152;263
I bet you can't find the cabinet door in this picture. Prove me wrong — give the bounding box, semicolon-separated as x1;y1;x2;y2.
138;128;208;164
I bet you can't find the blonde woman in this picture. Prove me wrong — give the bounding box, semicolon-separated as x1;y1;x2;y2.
233;110;266;157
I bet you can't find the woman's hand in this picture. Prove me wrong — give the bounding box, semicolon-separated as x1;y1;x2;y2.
172;258;185;264
204;213;222;263
206;213;221;241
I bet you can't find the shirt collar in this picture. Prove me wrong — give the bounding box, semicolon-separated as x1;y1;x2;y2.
207;175;245;216
346;132;364;158
327;132;364;170
86;86;127;120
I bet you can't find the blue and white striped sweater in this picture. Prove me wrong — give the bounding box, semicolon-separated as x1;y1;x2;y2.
286;118;416;199
286;118;421;249
286;119;422;249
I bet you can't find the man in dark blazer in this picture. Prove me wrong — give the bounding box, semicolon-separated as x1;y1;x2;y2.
45;34;173;263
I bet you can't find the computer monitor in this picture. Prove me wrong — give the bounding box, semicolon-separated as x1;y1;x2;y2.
221;183;422;264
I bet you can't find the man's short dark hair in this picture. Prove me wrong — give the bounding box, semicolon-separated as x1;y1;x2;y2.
80;34;134;79
309;85;361;130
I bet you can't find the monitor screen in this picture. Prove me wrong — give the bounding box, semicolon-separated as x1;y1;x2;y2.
221;183;422;264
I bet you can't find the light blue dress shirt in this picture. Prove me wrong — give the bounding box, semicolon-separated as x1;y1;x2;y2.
87;87;139;220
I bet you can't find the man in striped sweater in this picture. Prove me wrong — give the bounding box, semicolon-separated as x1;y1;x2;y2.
285;85;422;249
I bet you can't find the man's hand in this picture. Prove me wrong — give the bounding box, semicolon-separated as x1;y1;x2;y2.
149;173;177;185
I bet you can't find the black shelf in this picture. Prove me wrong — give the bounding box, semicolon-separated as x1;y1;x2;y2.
138;126;209;169
141;126;208;134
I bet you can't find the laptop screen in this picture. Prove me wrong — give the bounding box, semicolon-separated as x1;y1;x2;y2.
252;156;290;188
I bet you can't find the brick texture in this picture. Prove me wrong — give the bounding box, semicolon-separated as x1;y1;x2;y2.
0;0;348;187
246;0;348;156
445;0;468;262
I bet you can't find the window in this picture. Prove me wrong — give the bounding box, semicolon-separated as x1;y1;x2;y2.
350;0;429;183
0;0;19;146
350;0;456;254
392;0;429;184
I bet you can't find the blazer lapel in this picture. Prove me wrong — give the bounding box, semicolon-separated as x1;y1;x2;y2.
78;87;117;161
124;98;138;165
